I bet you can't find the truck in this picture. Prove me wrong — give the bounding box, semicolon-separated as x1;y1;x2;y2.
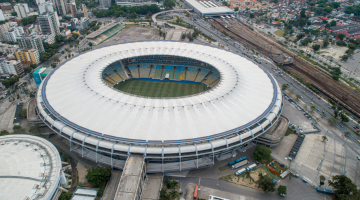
235;168;246;176
232;159;249;170
246;163;257;171
228;156;247;166
194;18;197;21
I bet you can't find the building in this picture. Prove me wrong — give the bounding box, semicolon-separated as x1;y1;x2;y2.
72;187;98;200
61;28;71;37
85;23;124;44
36;0;46;5
14;48;40;64
38;12;60;36
82;4;88;18
115;0;158;7
0;22;12;41
33;67;52;87
0;135;65;200
100;0;112;9
67;1;77;18
14;3;29;19
185;0;234;17
17;33;45;54
71;17;90;30
42;33;55;44
0;9;5;21
4;26;24;42
0;3;12;11
51;0;67;16
254;116;289;147
39;1;55;14
36;41;283;172
0;43;18;54
0;59;23;75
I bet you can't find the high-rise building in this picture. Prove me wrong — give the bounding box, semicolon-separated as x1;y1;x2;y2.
0;59;23;75
0;22;11;41
4;26;24;42
50;0;67;16
17;33;45;54
38;12;60;36
99;0;112;9
82;4;88;18
14;3;29;19
14;48;40;64
67;1;77;18
71;17;90;30
39;1;55;14
0;9;5;21
35;0;46;5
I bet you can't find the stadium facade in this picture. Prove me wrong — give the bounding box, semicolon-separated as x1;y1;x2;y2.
36;41;283;172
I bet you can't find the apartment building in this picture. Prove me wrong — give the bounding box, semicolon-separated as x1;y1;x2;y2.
14;3;29;19
50;0;67;16
17;33;45;54
38;12;60;35
14;49;40;64
4;26;25;42
0;59;23;75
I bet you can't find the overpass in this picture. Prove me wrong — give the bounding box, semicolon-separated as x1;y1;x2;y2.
152;9;192;25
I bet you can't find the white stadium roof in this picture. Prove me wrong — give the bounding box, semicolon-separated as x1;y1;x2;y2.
40;41;281;144
0;135;61;200
185;0;234;16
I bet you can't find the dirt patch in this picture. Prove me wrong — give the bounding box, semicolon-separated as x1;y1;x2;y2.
219;167;270;190
218;164;231;171
77;162;89;184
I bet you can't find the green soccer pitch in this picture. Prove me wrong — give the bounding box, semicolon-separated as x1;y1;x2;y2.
113;79;210;98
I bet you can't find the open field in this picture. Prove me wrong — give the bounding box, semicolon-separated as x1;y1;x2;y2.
274;29;285;37
113;79;210;98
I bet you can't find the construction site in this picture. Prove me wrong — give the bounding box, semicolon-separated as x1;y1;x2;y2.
209;17;360;118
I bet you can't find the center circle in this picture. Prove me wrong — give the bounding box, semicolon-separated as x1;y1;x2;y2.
102;55;221;98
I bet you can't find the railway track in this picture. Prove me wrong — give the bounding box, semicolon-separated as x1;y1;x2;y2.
209;18;360;116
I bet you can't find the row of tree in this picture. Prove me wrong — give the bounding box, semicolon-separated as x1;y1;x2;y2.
92;4;160;18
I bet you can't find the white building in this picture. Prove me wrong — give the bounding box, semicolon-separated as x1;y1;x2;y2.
71;17;90;30
36;0;46;5
0;135;64;200
100;0;112;9
50;0;67;16
4;26;24;42
0;59;23;75
38;12;60;36
17;33;45;53
39;1;55;14
0;43;18;54
0;9;5;21
14;3;29;19
115;0;158;7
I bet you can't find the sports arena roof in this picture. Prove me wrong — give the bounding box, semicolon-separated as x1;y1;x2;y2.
185;0;234;17
0;135;62;200
40;41;280;143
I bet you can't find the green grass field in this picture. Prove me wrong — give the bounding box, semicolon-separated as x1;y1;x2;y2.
274;30;285;37
113;79;210;98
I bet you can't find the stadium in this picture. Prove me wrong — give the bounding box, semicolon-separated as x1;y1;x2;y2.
36;41;283;172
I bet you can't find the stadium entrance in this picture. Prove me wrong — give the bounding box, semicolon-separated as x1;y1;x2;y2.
102;55;221;98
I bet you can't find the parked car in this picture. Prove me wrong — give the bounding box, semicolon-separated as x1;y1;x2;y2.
353;126;358;130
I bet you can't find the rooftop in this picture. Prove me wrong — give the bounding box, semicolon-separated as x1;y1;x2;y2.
0;135;62;200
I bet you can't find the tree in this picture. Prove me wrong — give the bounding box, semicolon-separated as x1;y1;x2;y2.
321;112;326;118
29;124;41;135
2;76;19;88
30;63;37;69
19;109;27;119
53;56;60;63
322;136;328;142
295;94;301;102
250;13;255;18
254;145;271;161
24;67;32;73
257;173;276;192
281;84;289;91
85;167;111;186
88;42;93;48
312;44;320;51
169;190;178;200
167;179;179;190
340;113;349;122
277;185;287;195
97;186;105;197
164;0;175;10
244;171;254;182
323;38;329;48
59;192;73;200
329;175;358;198
325;23;331;28
13;125;27;134
300;8;306;18
319;175;326;187
235;7;239;11
344;132;351;139
0;130;9;136
336;33;346;40
11;12;17;16
310;106;316;113
330;20;337;26
328;117;337;126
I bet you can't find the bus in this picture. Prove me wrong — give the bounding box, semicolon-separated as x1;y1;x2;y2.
235;168;246;176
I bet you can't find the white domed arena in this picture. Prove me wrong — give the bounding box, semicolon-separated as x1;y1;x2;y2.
36;41;283;172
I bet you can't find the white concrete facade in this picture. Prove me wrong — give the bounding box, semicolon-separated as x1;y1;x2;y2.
14;3;29;19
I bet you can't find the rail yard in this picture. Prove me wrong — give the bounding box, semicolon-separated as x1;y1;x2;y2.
209;18;360;117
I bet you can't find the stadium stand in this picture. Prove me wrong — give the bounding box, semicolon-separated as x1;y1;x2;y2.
85;23;124;45
210;79;219;88
128;65;139;78
204;72;220;86
195;68;210;82
139;64;151;78
161;65;174;79
173;66;185;80
149;65;155;77
154;65;163;78
186;66;198;81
